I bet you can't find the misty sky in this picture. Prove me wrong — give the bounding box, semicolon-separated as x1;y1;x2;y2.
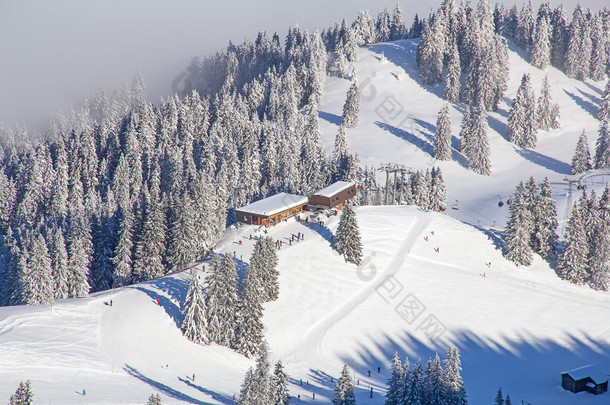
0;0;606;129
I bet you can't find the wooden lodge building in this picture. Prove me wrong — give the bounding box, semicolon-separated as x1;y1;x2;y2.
561;365;609;395
308;181;357;210
235;192;308;226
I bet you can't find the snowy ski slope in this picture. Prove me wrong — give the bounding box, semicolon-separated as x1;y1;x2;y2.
0;39;609;403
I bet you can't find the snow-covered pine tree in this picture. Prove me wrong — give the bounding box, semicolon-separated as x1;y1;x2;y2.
301;106;328;194
181;272;208;345
391;3;407;41
334;203;363;265
235;258;264;358
146;394;163;405
397;355;411;404
572;130;592;174
342;76;360;128
23;233;54;305
434;104;452;161
503;182;534;266
565;5;587;80
443;347;467;405
9;380;34;405
530;14;551;69
385;352;404;405
522;74;538;148
272;361;290;405
445;40;461;103
333;364;356;405
533;177;558;258
536;75;557;131
205;254;239;347
524;176;539;247
430;167;447;212
466;105;492;176
424;353;446;405
557;199;588;284
494;387;504;405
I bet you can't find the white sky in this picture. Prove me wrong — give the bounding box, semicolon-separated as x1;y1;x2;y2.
0;0;606;129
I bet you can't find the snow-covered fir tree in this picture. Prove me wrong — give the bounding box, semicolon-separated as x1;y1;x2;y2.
235;258;265;358
507;74;537;148
434;104;452;161
466;105;492;176
111;204;134;288
445;40;461;103
550;5;568;70
557;197;588;284
237;368;258;405
417;18;445;86
430;167;447;212
9;380;34;405
530;13;551;69
205;254;239;347
181;272;208;345
424;353;446;405
572;130;592;174
533;177;558;258
334;203;363;265
503;182;534;266
385;352;404;405
588;187;610;291
443;347;467;405
272;361;290;405
342;76;360;128
536;75;560;131
406;359;425;405
332;125;352;183
516;0;535;50
589;15;607;82
594;121;610;169
256;237;280;302
333;364;357;405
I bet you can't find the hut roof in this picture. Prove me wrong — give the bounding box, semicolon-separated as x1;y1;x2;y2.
237;193;308;217
313;181;355;198
562;365;608;384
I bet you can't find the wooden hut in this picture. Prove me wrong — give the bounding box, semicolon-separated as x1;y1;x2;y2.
561;365;608;395
308;181;357;210
235;192;308;226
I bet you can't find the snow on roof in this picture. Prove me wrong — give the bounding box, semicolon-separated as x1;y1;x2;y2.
236;193;308;217
562;365;609;384
313;181;355;198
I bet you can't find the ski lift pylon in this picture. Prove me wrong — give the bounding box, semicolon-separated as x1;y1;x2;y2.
452;199;459;210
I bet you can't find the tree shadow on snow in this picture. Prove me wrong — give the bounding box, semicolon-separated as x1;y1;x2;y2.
124;365;212;405
178;377;235;404
304;329;610;404
375;120;434;156
514;147;572;175
563;89;599;117
473;225;505;252
318;110;342;126
130;285;185;328
302;221;334;247
368;40;445;100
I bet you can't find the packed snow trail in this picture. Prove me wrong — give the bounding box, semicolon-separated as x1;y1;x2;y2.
301;213;430;356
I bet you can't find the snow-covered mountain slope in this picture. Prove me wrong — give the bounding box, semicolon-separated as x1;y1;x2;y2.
318;39;606;231
2;40;609;404
2;207;610;404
